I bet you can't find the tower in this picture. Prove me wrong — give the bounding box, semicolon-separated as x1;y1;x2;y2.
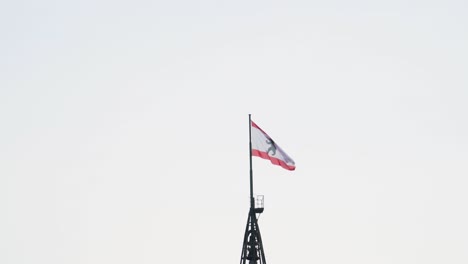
240;115;295;264
240;196;266;264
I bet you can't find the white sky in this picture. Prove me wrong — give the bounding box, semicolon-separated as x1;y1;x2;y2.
1;0;468;263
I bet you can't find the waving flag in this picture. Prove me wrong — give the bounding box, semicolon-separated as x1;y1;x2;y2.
251;121;296;171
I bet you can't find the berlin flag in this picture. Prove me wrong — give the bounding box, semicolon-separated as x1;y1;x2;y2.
251;121;296;171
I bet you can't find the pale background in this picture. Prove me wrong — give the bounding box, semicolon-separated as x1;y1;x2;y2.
1;0;468;263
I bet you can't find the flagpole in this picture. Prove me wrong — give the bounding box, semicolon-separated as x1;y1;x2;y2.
241;114;268;264
249;114;254;209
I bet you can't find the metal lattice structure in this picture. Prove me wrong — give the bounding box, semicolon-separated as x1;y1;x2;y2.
240;196;266;264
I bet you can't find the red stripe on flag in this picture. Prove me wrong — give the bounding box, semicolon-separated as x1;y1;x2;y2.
252;149;296;171
251;121;269;137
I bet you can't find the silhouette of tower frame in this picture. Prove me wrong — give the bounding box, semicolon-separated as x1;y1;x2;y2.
240;196;266;264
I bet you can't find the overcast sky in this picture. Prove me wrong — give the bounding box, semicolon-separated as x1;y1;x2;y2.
1;0;468;263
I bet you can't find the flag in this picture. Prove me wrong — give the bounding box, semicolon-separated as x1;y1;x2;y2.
251;120;296;171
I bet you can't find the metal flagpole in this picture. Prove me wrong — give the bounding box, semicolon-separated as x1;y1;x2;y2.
249;114;254;209
240;114;267;264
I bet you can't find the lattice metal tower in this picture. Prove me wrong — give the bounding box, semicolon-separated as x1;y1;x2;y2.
240;114;295;264
240;196;266;264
